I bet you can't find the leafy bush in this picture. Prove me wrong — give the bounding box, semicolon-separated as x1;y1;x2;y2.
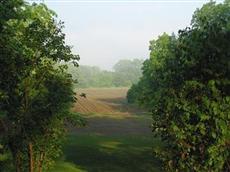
128;1;230;171
127;84;139;104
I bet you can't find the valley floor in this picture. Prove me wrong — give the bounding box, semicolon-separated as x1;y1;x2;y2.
48;88;162;172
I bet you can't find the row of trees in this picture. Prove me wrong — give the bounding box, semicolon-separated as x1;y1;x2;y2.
0;1;83;171
127;1;230;171
67;59;143;88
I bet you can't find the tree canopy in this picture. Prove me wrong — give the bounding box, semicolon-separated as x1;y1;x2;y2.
0;1;82;171
127;1;230;171
68;58;144;88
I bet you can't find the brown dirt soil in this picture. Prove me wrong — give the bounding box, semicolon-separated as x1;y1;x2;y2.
71;88;151;136
73;87;144;115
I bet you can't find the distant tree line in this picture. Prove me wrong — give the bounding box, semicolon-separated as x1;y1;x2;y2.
67;59;144;88
0;1;84;172
127;1;230;171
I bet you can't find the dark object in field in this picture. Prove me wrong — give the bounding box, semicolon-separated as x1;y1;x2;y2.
80;93;87;98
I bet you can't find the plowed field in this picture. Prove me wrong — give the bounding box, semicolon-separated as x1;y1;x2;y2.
73;87;144;115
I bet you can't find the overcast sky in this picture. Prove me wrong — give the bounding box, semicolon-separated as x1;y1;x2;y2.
35;0;222;70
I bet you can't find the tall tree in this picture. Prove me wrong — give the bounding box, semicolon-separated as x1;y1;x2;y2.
128;1;230;171
0;1;81;171
113;59;144;87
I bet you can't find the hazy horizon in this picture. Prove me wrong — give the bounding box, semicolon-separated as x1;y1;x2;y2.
30;0;223;70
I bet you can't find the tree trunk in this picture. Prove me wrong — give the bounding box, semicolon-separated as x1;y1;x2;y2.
28;142;34;172
8;141;21;172
37;152;44;172
15;151;21;172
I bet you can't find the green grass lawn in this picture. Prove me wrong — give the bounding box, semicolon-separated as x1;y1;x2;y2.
48;134;162;172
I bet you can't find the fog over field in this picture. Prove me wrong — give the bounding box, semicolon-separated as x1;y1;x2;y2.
43;0;211;70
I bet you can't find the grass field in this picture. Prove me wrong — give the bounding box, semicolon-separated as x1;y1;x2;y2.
48;88;163;172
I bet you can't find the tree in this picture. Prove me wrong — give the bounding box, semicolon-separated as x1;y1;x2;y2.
127;33;176;108
0;1;82;171
128;1;230;171
67;58;144;88
113;59;143;87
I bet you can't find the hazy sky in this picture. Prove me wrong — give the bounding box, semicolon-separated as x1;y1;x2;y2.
33;0;222;70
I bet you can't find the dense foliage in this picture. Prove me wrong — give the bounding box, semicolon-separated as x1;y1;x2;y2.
113;59;144;87
127;1;230;171
0;1;83;171
68;59;144;88
67;65;114;88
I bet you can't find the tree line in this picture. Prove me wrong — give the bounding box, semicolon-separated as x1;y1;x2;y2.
0;1;84;171
67;59;143;88
127;1;230;171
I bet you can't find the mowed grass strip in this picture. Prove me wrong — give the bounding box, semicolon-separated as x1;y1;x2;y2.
50;134;162;172
48;162;86;172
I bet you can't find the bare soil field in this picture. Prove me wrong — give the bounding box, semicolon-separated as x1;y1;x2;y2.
71;87;150;136
73;87;145;115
